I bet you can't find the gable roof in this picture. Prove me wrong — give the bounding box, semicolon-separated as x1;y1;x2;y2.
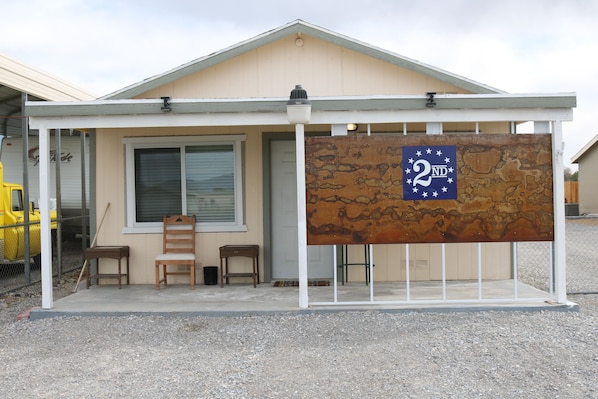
103;19;504;100
571;134;598;164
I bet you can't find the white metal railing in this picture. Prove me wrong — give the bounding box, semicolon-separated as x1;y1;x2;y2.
320;241;555;308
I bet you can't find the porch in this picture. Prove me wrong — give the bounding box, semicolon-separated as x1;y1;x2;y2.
29;280;576;319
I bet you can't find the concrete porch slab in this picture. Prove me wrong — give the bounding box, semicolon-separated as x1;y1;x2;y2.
30;280;578;319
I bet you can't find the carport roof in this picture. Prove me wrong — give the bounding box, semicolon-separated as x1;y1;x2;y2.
0;52;95;137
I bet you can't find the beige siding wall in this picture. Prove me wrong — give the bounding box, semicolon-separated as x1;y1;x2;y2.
94;126;266;285
140;34;469;99
579;147;598;214
343;242;511;283
342;121;511;135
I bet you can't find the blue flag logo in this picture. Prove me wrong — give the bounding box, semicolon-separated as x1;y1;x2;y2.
402;145;457;200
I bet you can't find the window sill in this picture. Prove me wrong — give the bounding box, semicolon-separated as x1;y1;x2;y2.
122;224;248;234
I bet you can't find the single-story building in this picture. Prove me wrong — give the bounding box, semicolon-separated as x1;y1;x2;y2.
26;20;575;310
571;134;598;215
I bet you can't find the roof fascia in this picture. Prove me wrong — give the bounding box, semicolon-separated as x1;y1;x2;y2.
103;20;504;100
571;134;598;163
294;21;504;95
27;93;577;118
102;21;305;100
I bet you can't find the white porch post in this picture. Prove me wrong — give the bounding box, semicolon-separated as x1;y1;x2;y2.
550;121;567;303
295;123;308;308
39;126;53;309
287;85;311;309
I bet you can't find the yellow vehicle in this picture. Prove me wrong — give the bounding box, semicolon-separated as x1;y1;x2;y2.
0;161;56;264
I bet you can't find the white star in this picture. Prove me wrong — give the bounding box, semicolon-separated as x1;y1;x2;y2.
444;157;451;163
426;148;432;154
447;177;453;184
448;167;454;173
422;192;428;198
412;187;418;193
406;178;412;184
416;150;422;157
408;158;414;164
436;150;442;156
442;186;448;192
432;191;438;197
405;168;411;174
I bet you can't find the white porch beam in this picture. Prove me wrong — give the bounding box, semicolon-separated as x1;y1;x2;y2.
38;126;53;309
310;108;574;125
28;108;574;131
28;112;290;130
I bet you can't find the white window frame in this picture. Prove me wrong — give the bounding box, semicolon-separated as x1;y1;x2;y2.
122;135;246;233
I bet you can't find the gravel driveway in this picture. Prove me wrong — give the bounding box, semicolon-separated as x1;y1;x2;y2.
1;288;596;398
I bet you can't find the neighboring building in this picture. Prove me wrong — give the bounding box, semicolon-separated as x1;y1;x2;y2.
27;20;575;309
0;52;95;236
571;134;598;215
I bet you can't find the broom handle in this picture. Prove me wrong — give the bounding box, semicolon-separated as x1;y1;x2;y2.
73;202;111;292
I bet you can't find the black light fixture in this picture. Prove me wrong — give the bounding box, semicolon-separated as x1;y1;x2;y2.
426;92;437;108
286;85;311;124
161;96;172;112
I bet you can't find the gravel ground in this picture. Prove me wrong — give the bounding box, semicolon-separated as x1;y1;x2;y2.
0;283;597;398
1;227;597;399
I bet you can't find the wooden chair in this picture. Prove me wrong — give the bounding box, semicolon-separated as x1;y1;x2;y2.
155;215;197;289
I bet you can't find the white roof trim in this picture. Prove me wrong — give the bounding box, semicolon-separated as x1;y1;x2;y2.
571;134;598;163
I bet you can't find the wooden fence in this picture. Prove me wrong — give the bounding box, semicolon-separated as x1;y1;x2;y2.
565;181;578;203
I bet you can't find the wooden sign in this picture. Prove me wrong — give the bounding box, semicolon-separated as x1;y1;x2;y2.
305;134;553;245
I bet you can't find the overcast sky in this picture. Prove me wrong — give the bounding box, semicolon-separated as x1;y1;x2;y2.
2;0;596;169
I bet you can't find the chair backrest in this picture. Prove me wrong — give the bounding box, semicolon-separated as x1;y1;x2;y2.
162;215;196;255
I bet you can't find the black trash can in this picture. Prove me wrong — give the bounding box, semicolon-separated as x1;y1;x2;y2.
203;266;218;285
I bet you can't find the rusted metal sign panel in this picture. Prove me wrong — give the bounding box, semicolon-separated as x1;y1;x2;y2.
305;134;553;245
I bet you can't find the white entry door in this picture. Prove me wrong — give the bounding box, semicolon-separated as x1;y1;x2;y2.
270;140;333;279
